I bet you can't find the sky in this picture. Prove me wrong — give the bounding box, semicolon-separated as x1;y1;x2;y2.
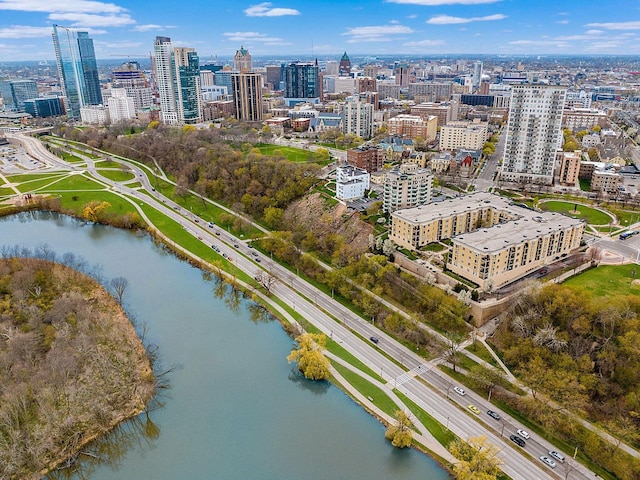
1;0;640;61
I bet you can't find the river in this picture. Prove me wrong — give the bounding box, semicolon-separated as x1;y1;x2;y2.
1;212;450;480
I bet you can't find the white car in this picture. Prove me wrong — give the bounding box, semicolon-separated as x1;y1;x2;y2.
548;450;565;463
517;429;530;439
453;386;466;396
539;455;556;468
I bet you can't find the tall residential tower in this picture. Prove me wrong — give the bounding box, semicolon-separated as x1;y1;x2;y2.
52;25;102;119
500;84;567;185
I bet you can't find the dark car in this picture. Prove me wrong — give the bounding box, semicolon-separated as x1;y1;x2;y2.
369;336;379;344
487;410;501;420
509;434;526;447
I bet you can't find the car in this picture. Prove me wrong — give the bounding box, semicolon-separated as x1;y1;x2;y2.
539;456;556;468
194;219;199;223
509;435;526;447
453;386;466;396
548;451;565;463
208;222;214;228
486;410;501;420
248;244;253;249
369;336;379;344
197;236;202;240
215;231;221;236
252;251;258;256
538;267;548;276
467;405;480;415
516;429;530;439
211;245;216;249
255;258;261;263
234;244;239;248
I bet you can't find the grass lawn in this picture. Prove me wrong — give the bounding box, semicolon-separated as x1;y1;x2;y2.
394;391;457;447
326;340;382;381
14;174;106;193
331;362;399;418
422;242;446;252
5;172;65;184
255;143;323;163
579;178;591;191
95;159;125;168
97;169;136;182
0;186;16;197
540;200;612;225
465;341;500;368
562;264;640;298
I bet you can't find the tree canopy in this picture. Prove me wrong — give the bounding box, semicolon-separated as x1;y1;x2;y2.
384;410;413;448
287;333;331;381
449;435;502;480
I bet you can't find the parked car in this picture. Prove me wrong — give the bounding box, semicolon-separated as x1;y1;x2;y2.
453;386;466;396
539;456;556;468
467;404;480;415
486;410;501;420
516;429;530;439
369;336;379;344
548;451;565;463
509;435;526;447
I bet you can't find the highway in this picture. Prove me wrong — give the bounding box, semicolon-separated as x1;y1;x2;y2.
9;132;605;480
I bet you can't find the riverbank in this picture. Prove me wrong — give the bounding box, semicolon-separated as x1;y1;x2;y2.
0;257;154;478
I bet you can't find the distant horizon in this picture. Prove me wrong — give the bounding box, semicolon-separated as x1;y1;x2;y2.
2;0;640;61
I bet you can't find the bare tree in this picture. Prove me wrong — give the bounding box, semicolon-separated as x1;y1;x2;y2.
110;276;129;305
443;337;463;372
254;270;276;295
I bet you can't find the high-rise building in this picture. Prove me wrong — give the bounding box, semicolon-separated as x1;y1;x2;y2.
174;47;202;124
232;72;263;121
108;88;136;123
153;36;178;124
472;61;483;89
52;25;103;119
341;97;374;139
383;163;433;213
265;65;282;90
112;62;153;111
500;84;567;185
23;97;65;118
233;46;252;73
153;37;202;124
394;64;410;86
0;79;38;112
339;52;351;77
283;62;319;105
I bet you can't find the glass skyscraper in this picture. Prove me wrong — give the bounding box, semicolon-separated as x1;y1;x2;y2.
283;62;319;100
0;79;38;112
52;25;103;119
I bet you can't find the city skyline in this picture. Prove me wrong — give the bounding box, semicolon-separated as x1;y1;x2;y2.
0;0;639;61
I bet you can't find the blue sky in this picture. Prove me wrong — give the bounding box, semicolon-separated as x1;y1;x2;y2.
1;0;640;61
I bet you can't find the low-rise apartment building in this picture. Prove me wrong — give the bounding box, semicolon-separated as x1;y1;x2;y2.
335;165;370;200
383;163;433;213
439;119;488;151
347;145;384;173
387;114;438;143
390;192;584;290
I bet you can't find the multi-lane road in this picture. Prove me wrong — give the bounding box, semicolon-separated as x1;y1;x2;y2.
8;133;609;480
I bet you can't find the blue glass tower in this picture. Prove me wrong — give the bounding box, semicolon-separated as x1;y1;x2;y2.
52;25;103;119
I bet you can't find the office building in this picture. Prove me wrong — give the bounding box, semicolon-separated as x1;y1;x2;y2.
265;65;282;89
232;72;263;121
283;62;320;106
408;82;452;102
0;80;38;112
52;25;103;119
23;97;65;118
234;46;252;73
439;119;488;151
377;81;401;100
339;52;351;76
383;163;433;213
500;84;567;185
153;37;202;124
395;64;410;86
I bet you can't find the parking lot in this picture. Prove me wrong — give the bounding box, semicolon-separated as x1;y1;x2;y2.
0;144;47;174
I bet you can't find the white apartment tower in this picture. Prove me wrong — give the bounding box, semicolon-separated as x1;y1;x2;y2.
472;61;483;89
341;97;374;139
154;36;179;124
108;88;136;122
500;84;567;185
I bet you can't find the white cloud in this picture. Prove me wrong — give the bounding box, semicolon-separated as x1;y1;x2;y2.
342;24;414;43
49;12;134;27
386;0;501;5
557;20;569;25
222;31;286;43
132;24;164;32
509;39;570;47
585;29;603;35
586;21;640;30
0;0;125;13
0;25;56;38
244;2;300;17
427;13;506;24
96;40;142;49
407;14;418;19
403;39;444;47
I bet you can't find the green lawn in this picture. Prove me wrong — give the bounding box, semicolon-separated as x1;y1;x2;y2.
540;200;613;225
331;362;399;418
465;341;500;368
255;143;327;164
97;169;136;182
422;242;446;252
563;264;640;298
394;391;457;446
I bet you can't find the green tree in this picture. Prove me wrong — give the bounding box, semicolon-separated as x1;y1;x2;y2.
449;435;503;480
263;206;284;229
287;333;331;380
384;410;413;448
